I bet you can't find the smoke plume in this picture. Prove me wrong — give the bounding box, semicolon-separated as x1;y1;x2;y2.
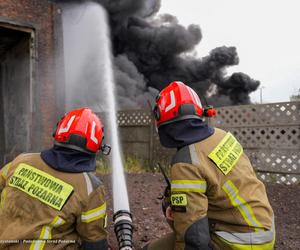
57;0;260;107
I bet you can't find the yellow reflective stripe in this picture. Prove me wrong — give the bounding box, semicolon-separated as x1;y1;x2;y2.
171;180;207;193
30;216;65;250
223;180;263;232
48;216;66;238
81;202;107;223
40;225;51;239
1;163;12;180
29;240;45;250
8;163;74;211
50;216;66;227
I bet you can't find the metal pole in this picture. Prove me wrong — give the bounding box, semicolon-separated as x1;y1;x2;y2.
259;86;265;104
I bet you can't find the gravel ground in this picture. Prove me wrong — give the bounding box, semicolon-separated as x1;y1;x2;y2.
101;173;300;250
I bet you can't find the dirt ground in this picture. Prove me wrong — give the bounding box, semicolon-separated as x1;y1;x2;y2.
101;173;300;250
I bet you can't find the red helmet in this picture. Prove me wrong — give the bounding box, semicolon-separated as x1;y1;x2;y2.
53;108;111;154
153;81;216;127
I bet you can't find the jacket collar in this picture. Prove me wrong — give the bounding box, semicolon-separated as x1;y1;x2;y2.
41;145;96;173
158;119;214;149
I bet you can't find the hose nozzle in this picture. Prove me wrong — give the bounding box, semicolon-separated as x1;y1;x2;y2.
113;210;133;250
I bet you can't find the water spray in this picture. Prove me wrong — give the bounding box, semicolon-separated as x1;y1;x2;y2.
95;5;134;249
61;2;133;248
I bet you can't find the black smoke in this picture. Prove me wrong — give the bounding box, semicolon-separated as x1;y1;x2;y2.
56;0;260;107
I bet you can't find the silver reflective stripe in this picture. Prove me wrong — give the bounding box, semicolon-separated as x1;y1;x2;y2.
165;90;176;112
81;203;106;223
223;181;262;230
215;219;275;244
171;183;206;190
58;115;76;134
83;172;93;195
42;226;51;239
30;240;44;250
30;216;65;250
52;217;65;227
90;121;99;144
81;208;106;221
189;144;200;166
171;180;207;193
50;216;66;228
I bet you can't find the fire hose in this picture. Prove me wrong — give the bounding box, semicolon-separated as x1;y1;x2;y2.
113;210;133;250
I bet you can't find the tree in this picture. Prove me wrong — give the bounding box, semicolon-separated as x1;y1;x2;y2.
290;88;300;101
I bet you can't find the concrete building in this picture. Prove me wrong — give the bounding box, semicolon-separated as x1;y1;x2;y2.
0;0;64;164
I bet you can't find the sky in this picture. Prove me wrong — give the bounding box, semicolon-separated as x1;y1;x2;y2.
159;0;300;103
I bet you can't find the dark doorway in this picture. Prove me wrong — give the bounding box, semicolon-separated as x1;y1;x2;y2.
0;25;33;164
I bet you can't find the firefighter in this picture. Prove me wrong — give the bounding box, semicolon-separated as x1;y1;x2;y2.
144;81;275;250
0;107;111;249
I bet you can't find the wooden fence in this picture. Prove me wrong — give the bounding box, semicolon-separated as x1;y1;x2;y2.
115;101;300;185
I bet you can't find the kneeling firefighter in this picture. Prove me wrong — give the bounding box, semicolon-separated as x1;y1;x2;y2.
0;108;111;249
144;81;275;250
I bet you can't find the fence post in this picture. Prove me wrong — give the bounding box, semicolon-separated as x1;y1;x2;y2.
149;115;154;169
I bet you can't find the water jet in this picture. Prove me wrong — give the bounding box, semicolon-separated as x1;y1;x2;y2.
61;2;133;248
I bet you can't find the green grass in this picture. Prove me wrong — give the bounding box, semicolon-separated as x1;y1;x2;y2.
96;158;111;174
96;155;155;174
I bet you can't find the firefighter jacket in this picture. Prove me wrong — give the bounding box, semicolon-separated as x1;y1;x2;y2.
0;153;108;250
169;128;275;250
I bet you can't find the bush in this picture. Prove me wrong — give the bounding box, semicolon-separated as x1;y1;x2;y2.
96;155;154;174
